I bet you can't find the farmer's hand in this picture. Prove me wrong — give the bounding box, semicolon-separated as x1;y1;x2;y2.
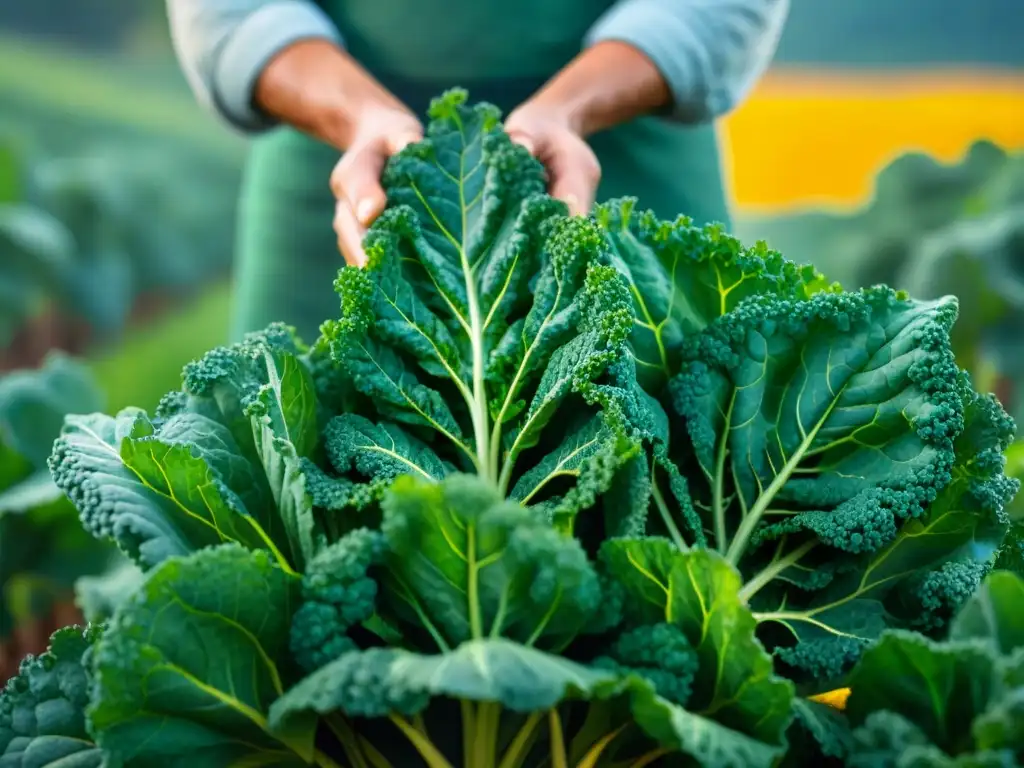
507;41;672;216
504;103;601;217
329;106;422;266
253;40;421;266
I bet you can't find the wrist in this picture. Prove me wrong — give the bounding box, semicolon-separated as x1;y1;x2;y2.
527;41;671;138
317;79;408;148
255;39;408;150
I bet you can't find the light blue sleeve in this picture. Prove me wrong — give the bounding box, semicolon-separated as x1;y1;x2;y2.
584;0;789;123
167;0;343;132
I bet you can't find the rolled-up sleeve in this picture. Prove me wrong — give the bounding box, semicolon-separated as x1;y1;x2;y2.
167;0;343;132
584;0;789;123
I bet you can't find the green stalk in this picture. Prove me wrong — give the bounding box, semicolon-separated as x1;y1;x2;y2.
712;394;735;553
549;709;569;768
467;524;483;638
724;398;839;565
496;712;544;768
629;748;670;767
359;738;395;768
576;725;627;768
453;115;493;486
652;480;688;552
313;749;348;768
462;701;476;768
473;702;502;768
738;540;817;603
390;714;455;768
325;713;371;768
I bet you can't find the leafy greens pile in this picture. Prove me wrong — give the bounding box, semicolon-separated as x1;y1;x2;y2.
5;90;1021;768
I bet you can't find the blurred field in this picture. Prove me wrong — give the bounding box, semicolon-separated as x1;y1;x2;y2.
86;282;230;412
0;35;239;154
723;68;1024;213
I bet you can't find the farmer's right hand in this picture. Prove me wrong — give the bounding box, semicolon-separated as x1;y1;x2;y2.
329;106;422;267
253;40;421;267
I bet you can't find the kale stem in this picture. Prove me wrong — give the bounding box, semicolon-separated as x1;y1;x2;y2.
473;702;501;768
242;516;299;576
725;396;841;565
549;709;569;768
496;712;544;768
461;701;476;768
467;524;483;638
358;737;396;768
712;394;735;553
738;540;817;603
389;714;455;768
725;436;820;565
628;747;671;767
324;713;370;768
652;481;688;552
313;747;348;768
574;724;626;767
454;116;493;486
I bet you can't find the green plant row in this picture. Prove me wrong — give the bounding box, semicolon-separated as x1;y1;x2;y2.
0;355;117;642
2;90;1021;768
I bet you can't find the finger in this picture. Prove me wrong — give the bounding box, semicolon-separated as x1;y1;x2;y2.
550;172;596;217
549;150;600;216
505;129;536;156
334;200;368;267
386;129;423;156
333;149;389;228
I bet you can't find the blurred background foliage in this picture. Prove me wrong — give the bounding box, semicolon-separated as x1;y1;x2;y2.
0;0;1022;673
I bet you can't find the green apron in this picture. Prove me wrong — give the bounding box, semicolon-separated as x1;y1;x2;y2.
233;0;731;341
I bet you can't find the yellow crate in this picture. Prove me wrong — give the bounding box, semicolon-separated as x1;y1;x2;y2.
721;69;1024;214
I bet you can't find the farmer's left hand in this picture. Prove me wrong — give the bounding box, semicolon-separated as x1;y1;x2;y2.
503;102;601;217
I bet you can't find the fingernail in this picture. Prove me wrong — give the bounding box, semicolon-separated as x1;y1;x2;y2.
356;199;375;225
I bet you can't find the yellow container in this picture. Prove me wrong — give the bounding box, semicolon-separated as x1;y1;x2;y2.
721;68;1024;215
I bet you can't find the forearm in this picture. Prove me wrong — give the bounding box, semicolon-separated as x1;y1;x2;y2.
253;40;405;149
584;0;789;123
527;41;671;138
167;0;360;135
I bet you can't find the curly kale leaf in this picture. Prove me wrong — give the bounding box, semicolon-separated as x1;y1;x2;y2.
600;538;794;768
593;623;698;706
594;197;828;391
756;389;1018;681
0;625;103;767
318;90;641;526
672;287;964;562
290;527;386;672
845;571;1024;767
788;698;854;762
89;544;316;767
270;638;618;725
374;473;605;652
49;325;326;571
